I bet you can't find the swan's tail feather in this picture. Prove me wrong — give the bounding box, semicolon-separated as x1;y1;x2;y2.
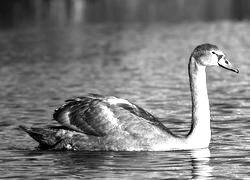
20;125;103;151
19;125;64;149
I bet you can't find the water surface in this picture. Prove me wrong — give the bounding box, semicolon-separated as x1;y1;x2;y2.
0;22;250;179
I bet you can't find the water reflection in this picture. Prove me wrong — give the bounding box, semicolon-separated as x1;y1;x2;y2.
190;149;212;180
12;149;212;179
1;0;250;28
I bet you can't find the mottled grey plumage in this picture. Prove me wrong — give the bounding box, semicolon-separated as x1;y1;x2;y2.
21;93;173;150
53;93;171;134
191;43;218;60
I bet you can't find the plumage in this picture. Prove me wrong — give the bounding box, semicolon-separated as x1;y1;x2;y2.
22;94;175;150
53;94;171;136
20;43;239;151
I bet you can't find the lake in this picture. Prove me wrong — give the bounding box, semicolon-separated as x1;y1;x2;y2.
0;19;250;179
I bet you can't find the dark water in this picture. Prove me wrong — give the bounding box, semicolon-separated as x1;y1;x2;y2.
1;0;250;28
1;2;250;178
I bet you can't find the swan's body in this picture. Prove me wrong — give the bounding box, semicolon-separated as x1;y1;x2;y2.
20;44;239;151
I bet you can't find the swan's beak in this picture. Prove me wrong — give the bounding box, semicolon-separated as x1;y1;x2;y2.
218;57;239;73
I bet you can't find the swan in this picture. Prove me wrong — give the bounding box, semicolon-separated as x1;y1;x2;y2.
20;43;239;151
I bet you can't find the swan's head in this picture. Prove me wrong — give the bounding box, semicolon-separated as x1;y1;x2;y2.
191;43;239;73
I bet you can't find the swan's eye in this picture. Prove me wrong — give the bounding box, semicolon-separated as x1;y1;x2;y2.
212;51;216;54
225;60;229;64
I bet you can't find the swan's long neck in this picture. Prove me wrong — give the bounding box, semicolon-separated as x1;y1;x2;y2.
186;56;211;148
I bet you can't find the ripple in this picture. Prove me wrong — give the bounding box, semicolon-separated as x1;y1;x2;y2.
0;22;250;179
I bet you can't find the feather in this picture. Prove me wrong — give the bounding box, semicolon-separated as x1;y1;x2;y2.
53;94;173;137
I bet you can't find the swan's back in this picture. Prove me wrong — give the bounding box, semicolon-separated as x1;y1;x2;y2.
53;94;170;135
22;94;173;150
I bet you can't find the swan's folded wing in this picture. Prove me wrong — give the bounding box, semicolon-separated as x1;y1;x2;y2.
53;94;172;137
53;95;109;136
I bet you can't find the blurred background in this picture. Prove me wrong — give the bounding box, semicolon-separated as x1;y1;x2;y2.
1;0;250;28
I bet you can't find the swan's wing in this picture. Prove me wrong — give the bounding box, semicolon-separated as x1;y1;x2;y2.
53;94;172;136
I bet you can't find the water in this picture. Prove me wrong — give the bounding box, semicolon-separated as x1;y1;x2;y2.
0;21;250;179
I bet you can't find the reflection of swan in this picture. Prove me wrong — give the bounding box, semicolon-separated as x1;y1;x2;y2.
190;148;212;180
20;44;239;151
